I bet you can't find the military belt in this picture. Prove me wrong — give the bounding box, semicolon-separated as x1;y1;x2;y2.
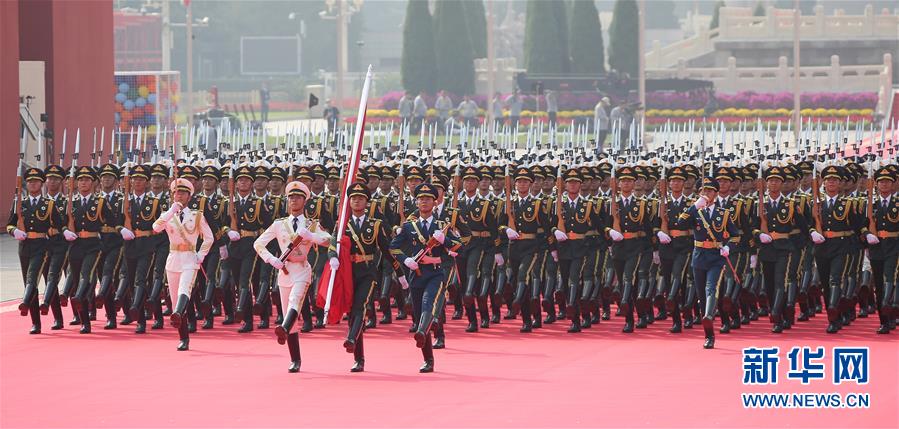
622;231;646;240
823;230;853;238
239;230;260;238
352;255;375;263
517;233;537;240
170;244;195;252
77;232;99;238
694;240;722;249
48;228;59;237
101;226;117;233
469;231;491;238
668;229;691;238
769;232;791;240
26;232;47;239
877;231;899;238
134;229;155;238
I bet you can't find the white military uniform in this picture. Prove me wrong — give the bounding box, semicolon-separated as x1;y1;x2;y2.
153;207;214;299
254;213;331;334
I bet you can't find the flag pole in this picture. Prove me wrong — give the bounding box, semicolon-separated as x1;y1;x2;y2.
321;65;374;323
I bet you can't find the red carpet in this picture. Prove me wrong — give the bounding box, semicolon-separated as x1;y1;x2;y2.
1;300;896;428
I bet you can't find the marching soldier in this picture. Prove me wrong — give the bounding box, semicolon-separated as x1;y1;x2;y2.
145;164;172;330
38;164;69;330
116;164;163;334
674;177;740;348
7;167;64;334
196;164;231;329
554;166;605;333
712;165;752;333
255;181;331;373
754;164;810;333
457;166;500;332
229;165;272;333
330;182;401;372
390;183;462;373
867;164;898;334
656;165;695;333
153;178;214;351
94;163;129;330
61;166;115;334
608;165;657;333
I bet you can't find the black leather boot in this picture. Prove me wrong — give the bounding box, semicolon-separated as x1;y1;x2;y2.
702;318;715;349
170;294;191;329
276;309;299;345
177;323;190;351
287;333;301;373
343;314;364;353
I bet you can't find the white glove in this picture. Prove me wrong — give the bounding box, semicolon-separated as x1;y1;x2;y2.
299;227;315;241
554;229;568;242
609;229;624;242
810;231;825;244
120;227;135;241
227;230;240;241
159;206;177;222
720;245;730;257
171;201;184;213
195;253;205;269
267;256;284;270
63;230;77;241
398;276;410;290
394;226;403;236
551;250;559;262
329;257;340;270
865;233;879;245
505;228;520;240
432;230;445;244
652;250;660;265
656;230;671;244
448;250;458;257
12;228;26;241
693;196;708;209
750;254;758;269
404;258;419;271
494;253;505;266
759;233;772;244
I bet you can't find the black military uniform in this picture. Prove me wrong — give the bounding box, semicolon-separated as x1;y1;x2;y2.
457;166;499;332
7;167;64;334
94;163;126;329
335;182;400;372
197;164;232;329
868;165;898;334
555;167;606;333
609;165;657;333
38;165;69;330
62;166;115;334
656;165;695;333
229;165;273;333
145;163;173;330
117;164;164;333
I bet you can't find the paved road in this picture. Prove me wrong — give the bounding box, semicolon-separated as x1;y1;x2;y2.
0;236;22;302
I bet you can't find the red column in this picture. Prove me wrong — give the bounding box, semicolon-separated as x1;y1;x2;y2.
0;0;20;218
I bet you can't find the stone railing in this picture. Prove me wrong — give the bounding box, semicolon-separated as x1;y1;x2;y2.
646;4;898;69
647;53;894;115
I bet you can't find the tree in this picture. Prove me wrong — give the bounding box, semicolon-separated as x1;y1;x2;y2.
568;0;605;74
608;0;639;76
434;0;475;95
753;2;766;16
523;0;570;75
400;0;437;94
710;1;725;30
463;0;487;58
645;0;678;29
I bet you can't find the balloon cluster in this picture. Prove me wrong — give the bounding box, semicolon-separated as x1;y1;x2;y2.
113;74;180;134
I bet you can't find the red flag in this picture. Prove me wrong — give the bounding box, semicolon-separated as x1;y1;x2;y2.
316;236;353;323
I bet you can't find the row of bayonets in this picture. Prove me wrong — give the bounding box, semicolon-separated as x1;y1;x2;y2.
17;116;896;182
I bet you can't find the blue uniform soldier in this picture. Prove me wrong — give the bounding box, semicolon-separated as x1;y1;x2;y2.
389;183;462;373
675;177;740;349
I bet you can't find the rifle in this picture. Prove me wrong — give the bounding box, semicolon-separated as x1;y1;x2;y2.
756;141;769;235
123;163;132;231
610;158;621;233
15;126;26;232
67;129;81;233
229;165;238;233
811;137;822;233
555;160;565;235
503;163;515;233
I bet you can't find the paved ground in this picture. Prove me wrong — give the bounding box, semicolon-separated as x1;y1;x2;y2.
0;236;21;302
